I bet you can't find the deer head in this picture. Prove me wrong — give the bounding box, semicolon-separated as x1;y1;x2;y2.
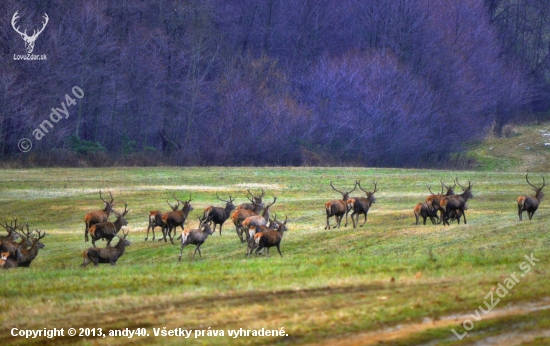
247;188;265;205
357;180;378;204
456;178;473;199
11;11;49;54
99;190;115;212
526;174;546;200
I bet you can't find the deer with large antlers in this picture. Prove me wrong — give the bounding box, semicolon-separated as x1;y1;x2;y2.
247;215;288;258
11;11;49;54
88;203;129;247
84;191;115;242
425;181;456;223
145;197;180;241
349;181;378;228
236;188;266;212
177;217;215;261
161;194;193;244
518;174;546;221
439;179;473;226
82;230;131;267
16;223;46;267
201;193;236;236
231;197;264;242
242;196;277;241
0;218;21;242
324;181;357;230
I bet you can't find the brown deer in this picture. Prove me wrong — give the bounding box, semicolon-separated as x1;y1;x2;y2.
414;203;437;225
161;194;193;244
201;193;236;236
177;218;215;261
440;179;474;226
82;230;131;267
350;181;378;228
145;197;180;241
231;197;264;243
425;181;456;222
518;174;546;220
84;191;115;242
325;181;357;230
0;218;20;242
236;188;266;211
0;251;17;269
88;203;130;247
16;225;46;267
247;216;288;258
242;196;277;241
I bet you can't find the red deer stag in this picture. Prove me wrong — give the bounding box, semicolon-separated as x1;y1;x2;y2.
145;197;180;241
425;181;456;223
350;181;378;228
236;188;265;211
177;217;215;261
16;223;46;267
414;202;436;225
231;197;264;243
242;196;277;241
201;193;236;236
247;216;288;258
88;203;130;247
84;191;115;242
440;179;473;226
325;181;357;230
518;174;546;221
82;230;130;267
161;194;193;244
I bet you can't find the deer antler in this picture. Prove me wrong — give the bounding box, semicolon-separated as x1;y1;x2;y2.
166;199;179;210
372;182;379;194
329;181;345;195
349;182;358;194
426;185;436;195
266;196;277;209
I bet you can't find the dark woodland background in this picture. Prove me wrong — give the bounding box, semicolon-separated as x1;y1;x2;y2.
1;0;550;167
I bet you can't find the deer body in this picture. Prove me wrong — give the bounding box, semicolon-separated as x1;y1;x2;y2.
202;194;235;236
84;191;115;242
440;179;473;226
177;222;214;261
242;197;277;241
414;203;437;225
518;174;546;221
350;181;378;228
325;181;357;230
425;181;456;222
82;231;130;266
17;232;46;267
1;251;18;269
161;196;193;244
231;199;263;242
146;199;180;241
88;203;129;247
247;217;288;258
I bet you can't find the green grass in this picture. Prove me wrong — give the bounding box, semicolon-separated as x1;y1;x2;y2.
0;166;549;345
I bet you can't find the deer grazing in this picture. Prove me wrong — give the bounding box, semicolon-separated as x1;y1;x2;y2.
349;181;378;228
201;193;236;236
518;174;546;221
82;230;131;267
425;181;456;222
231;197;264;242
145;197;180;241
84;191;115;242
237;188;266;211
439;179;473;226
247;215;288;258
161;194;193;244
177;218;215;261
88;203;129;247
11;11;49;54
242;196;277;241
325;181;357;230
414;203;437;225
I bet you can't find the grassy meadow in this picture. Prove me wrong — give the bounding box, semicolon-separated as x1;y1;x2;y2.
0;159;549;344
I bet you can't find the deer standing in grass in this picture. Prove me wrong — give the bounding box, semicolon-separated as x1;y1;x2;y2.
349;181;378;228
242;196;277;241
201;193;236;236
84;191;115;242
88;203;129;247
82;230;130;267
145;198;180;241
161;194;193;244
247;216;288;258
414;203;437;225
425;181;455;223
231;197;264;243
440;179;473;226
518;174;546;221
325;181;357;230
177;218;214;261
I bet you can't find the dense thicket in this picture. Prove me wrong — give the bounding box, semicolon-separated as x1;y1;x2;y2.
0;0;543;166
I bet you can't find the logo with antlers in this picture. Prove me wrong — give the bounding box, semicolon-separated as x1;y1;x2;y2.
11;11;49;54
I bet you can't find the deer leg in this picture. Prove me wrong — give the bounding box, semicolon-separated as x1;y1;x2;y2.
325;214;331;230
219;224;223;236
255;244;264;256
197;245;203;258
178;243;188;261
85;223;89;242
518;207;522;221
276;245;282;257
361;213;367;227
344;210;349;227
462;210;467;224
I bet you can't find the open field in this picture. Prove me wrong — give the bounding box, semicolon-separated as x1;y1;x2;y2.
0;167;549;345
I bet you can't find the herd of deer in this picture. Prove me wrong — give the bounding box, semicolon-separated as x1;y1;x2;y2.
0;174;545;268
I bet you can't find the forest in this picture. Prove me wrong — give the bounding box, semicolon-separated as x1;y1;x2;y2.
1;0;549;167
